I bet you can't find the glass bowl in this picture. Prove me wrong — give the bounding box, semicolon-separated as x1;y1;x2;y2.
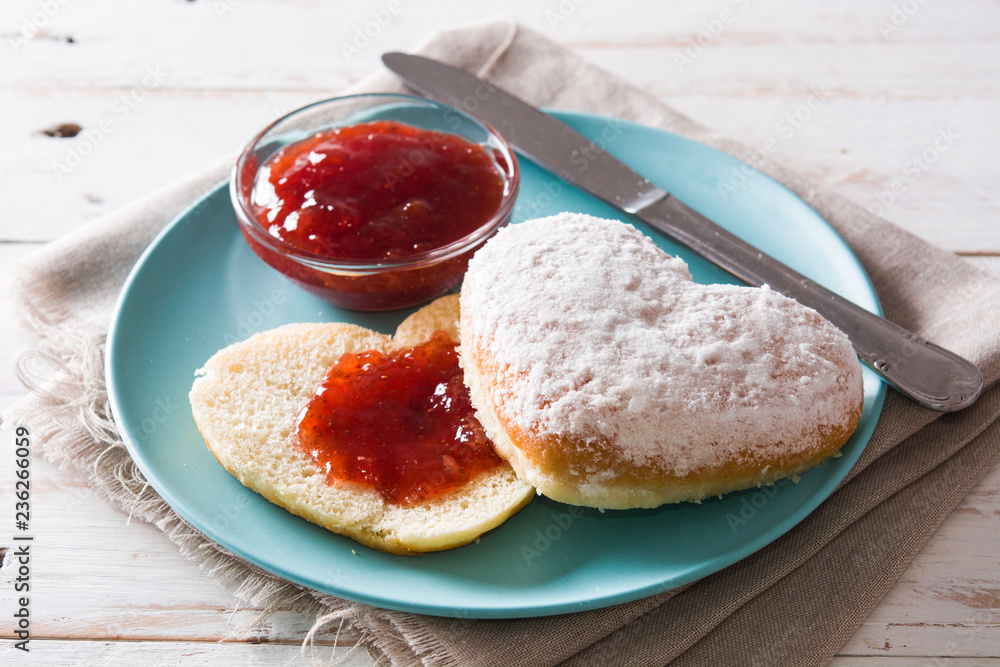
231;93;519;311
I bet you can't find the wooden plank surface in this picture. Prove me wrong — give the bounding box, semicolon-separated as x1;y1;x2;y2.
1;0;998;664
1;0;997;250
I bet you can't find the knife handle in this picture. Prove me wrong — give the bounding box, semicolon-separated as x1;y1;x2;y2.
635;195;984;412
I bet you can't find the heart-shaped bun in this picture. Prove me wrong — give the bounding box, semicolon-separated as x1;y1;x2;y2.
460;214;864;509
190;295;534;555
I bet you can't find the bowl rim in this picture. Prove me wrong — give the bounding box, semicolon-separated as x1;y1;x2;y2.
230;92;520;273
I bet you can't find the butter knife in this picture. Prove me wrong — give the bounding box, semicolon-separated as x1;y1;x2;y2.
382;52;983;412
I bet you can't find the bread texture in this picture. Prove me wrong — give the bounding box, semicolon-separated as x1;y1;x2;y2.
189;295;534;555
460;214;864;510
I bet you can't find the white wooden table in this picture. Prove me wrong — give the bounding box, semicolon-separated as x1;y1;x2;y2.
2;1;998;664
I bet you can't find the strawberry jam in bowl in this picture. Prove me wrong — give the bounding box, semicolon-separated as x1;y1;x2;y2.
231;94;519;311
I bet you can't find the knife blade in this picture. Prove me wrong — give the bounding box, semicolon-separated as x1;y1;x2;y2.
382;52;983;412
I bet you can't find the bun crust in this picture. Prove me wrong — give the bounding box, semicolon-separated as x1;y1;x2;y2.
190;295;534;555
459;214;864;510
463;339;860;509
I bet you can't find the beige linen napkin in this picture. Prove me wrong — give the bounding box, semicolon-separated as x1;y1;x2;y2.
7;20;1000;667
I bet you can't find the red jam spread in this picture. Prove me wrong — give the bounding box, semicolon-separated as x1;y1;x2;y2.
252;120;505;261
295;331;504;506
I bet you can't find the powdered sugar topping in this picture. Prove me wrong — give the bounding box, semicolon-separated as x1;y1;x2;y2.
460;213;862;475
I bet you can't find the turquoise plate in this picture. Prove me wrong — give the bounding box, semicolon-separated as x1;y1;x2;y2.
106;111;885;618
